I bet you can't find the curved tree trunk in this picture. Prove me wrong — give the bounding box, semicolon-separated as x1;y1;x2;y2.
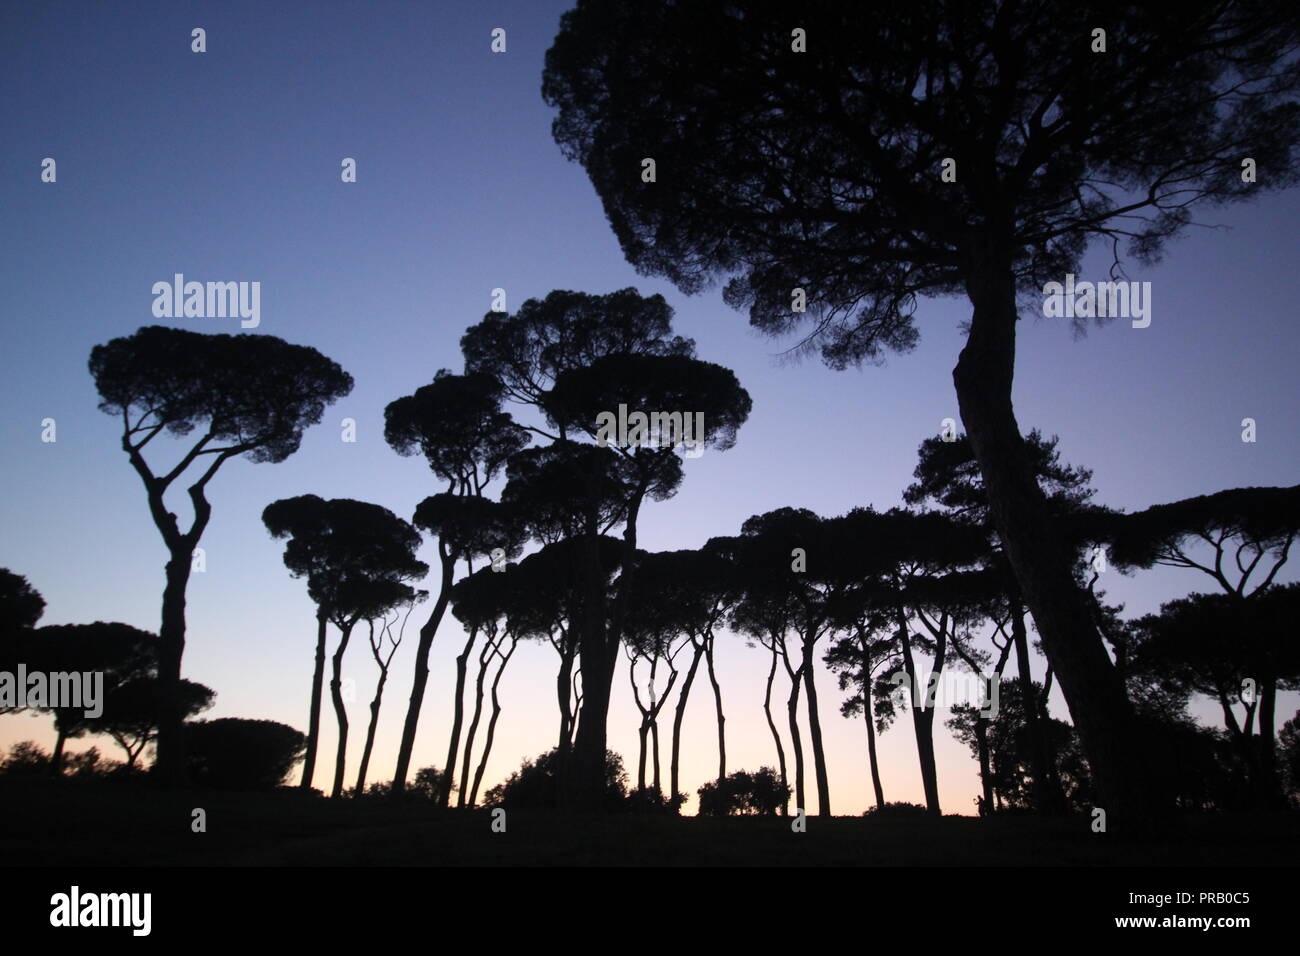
1011;598;1065;813
300;609;329;790
556;638;576;753
898;613;941;816
328;620;356;799
953;246;1156;829
863;683;885;811
785;659;806;815
762;640;789;815
354;657;389;797
801;638;831;816
153;549;193;784
669;639;704;801
457;635;495;808
48;726;68;777
469;636;516;807
392;542;455;795
439;626;478;807
704;636;726;782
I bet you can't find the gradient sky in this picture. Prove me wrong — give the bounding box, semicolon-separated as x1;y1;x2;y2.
2;0;1297;816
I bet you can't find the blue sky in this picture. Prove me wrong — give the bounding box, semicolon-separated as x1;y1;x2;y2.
2;0;1297;815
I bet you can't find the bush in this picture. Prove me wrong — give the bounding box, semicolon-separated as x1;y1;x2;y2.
185;717;306;790
0;740;51;776
697;767;789;816
624;786;686;814
863;801;929;817
484;748;626;810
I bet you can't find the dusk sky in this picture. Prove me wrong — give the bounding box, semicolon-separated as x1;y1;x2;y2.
2;0;1297;815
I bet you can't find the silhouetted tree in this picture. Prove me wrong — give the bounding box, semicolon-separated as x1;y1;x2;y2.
544;0;1300;826
384;370;528;795
354;591;425;796
1128;583;1300;807
483;747;628;811
186;717;306;790
1108;486;1300;803
0;569;45;636
91;325;352;781
1;622;155;775
464;288;750;809
697;767;790;816
824;609;901;812
905;430;1093;812
263;496;428;797
91;677;216;768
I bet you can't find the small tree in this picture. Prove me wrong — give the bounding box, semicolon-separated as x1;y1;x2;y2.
186;717;307;790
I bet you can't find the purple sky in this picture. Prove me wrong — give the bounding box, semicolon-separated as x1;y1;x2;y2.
2;0;1296;814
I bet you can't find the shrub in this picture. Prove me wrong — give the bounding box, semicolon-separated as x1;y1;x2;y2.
863;801;929;817
697;767;789;816
0;740;51;776
484;748;627;810
185;717;306;790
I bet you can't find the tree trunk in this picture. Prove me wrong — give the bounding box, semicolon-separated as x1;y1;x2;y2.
328;619;356;798
300;609;329;790
469;636;516;807
898;613;941;816
636;717;650;791
1012;599;1066;813
704;636;726;782
669;639;704;801
439;626;478;807
152;548;193;784
354;662;388;797
458;635;494;808
864;683;885;811
556;640;576;753
953;243;1157;829
801;638;831;816
392;544;455;794
785;662;806;814
762;641;789;815
48;726;68;777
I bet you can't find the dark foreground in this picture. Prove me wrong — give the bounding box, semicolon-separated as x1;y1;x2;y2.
3;778;1297;866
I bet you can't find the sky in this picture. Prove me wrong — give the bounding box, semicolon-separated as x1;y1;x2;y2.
2;0;1297;818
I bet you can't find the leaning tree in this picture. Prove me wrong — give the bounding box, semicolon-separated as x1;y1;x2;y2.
262;495;428;793
383;370;529;795
543;0;1300;826
90;325;352;781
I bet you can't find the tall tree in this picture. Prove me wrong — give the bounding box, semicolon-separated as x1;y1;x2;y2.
543;0;1300;826
384;370;528;795
904;430;1094;811
354;592;425;796
463;288;750;809
91;325;352;780
263;495;428;793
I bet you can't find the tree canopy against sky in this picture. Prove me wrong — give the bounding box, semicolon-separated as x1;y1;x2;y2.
542;0;1300;826
90;325;352;781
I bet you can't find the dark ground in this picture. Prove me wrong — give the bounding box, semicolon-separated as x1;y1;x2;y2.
3;778;1297;866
